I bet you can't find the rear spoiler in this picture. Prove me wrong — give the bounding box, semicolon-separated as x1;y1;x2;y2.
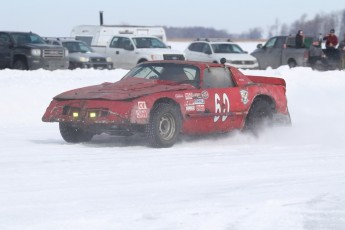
246;75;286;87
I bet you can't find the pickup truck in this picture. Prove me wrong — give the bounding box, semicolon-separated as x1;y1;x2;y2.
251;35;313;69
90;34;185;70
45;38;113;70
0;31;69;70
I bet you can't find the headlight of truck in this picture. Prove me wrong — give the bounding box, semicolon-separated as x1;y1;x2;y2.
79;57;90;62
64;48;69;57
31;49;41;56
151;54;163;60
106;57;112;62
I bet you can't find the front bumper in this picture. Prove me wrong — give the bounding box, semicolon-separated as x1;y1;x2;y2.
28;57;69;70
70;61;113;70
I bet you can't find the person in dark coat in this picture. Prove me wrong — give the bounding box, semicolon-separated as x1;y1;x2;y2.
295;30;305;48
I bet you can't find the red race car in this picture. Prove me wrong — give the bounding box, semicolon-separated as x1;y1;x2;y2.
42;60;291;147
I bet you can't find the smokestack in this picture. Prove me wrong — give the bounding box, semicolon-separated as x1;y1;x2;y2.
99;11;104;25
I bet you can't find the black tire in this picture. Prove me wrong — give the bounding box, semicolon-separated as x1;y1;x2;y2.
138;59;148;64
244;99;273;133
288;60;297;68
313;60;326;71
13;59;28;70
146;103;182;148
59;122;94;143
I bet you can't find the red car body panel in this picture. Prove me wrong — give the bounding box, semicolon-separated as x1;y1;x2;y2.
42;61;290;137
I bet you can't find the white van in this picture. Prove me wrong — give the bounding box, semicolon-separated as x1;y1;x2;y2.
70;25;167;47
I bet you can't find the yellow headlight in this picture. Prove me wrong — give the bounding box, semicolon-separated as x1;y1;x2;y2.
89;112;96;118
72;112;79;118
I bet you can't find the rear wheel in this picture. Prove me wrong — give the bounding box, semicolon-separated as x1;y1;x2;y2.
288;60;297;68
59;122;94;143
244;99;273;134
146;103;182;148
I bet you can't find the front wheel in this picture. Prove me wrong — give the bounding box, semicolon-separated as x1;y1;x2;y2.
288;60;297;68
59;122;94;143
146;103;182;148
13;59;28;70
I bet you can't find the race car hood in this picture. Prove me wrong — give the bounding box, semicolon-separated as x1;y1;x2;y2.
54;78;195;101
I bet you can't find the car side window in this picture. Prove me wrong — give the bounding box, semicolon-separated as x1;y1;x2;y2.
202;67;234;88
264;37;277;48
189;42;206;53
110;37;120;48
0;33;10;44
202;44;211;54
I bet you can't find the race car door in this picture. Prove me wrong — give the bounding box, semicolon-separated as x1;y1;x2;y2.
201;66;247;132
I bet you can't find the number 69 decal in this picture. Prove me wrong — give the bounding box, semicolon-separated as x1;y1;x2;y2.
214;93;230;122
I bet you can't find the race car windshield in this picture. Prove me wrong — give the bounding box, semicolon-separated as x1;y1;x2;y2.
123;63;200;85
212;43;245;53
132;37;167;48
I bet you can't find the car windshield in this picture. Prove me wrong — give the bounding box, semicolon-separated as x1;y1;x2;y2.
62;41;93;53
123;63;200;86
211;43;245;53
12;33;46;45
132;37;167;48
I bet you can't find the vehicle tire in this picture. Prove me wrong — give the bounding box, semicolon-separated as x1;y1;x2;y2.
244;99;273;134
138;59;148;64
59;122;94;143
288;60;297;68
146;103;182;148
13;59;28;70
313;60;326;71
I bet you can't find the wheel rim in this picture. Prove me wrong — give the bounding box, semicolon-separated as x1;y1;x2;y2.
158;113;176;140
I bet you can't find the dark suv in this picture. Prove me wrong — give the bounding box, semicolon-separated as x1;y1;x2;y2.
0;31;69;70
45;38;113;70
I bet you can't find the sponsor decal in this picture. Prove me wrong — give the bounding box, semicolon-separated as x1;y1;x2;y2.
185;92;193;100
185;105;196;111
185;92;203;100
184;100;195;107
240;90;249;105
192;93;202;99
201;90;209;99
138;101;147;109
136;109;148;119
175;94;184;99
196;104;205;112
194;99;205;105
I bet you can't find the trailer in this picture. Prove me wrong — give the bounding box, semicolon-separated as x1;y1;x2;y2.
71;25;167;47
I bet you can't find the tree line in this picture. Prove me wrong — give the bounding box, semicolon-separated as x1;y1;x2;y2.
165;9;345;40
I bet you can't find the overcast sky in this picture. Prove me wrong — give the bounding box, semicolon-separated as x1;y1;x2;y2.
1;0;343;37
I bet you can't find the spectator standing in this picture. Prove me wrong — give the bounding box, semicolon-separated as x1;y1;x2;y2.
323;29;338;50
308;40;327;69
295;30;305;48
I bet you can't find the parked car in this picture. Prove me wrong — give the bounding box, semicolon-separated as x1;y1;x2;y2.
0;31;69;70
184;38;259;69
251;35;313;69
91;34;185;69
45;38;113;70
42;60;291;148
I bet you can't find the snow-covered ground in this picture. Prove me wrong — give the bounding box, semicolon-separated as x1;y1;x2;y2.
1;42;345;230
